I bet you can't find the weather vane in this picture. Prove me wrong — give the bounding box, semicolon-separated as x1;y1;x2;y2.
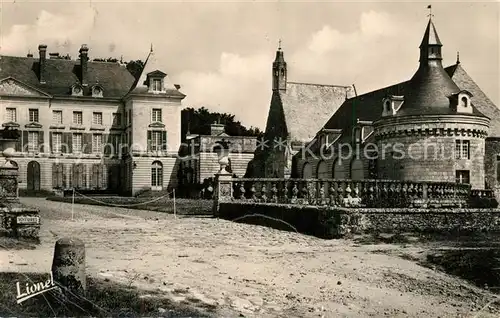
427;4;434;18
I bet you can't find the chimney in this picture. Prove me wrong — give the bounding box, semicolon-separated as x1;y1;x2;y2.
38;44;47;83
210;122;225;136
79;44;89;86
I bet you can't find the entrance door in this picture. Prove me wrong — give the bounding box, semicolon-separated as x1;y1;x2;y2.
151;161;163;191
27;161;41;191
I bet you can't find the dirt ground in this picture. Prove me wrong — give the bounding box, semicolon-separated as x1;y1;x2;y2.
1;198;500;317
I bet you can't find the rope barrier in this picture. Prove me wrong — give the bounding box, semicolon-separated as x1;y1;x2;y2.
72;189;175;208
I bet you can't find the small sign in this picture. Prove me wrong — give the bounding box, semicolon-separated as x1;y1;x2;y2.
16;216;40;224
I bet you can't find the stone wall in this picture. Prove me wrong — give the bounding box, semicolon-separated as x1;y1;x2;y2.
217;202;500;239
485;138;500;201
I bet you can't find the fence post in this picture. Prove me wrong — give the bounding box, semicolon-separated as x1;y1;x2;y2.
51;237;86;296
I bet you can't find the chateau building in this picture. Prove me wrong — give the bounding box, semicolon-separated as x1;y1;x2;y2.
178;123;257;197
258;17;500;193
252;45;355;178
0;44;185;195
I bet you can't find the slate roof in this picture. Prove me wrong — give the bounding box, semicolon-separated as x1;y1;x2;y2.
420;19;442;47
0;55;136;99
322;63;499;137
128;48;185;98
279;82;354;143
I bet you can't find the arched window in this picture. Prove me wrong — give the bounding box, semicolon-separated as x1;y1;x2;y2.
350;158;364;180
333;158;348;179
302;162;313;179
316;161;329;179
461;96;468;107
151;161;163;190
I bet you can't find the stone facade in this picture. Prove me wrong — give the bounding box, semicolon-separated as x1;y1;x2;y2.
289;18;497;191
0;45;186;196
374;115;489;189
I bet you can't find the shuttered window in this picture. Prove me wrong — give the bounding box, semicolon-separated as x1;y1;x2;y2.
28;131;39;152
73;133;83;153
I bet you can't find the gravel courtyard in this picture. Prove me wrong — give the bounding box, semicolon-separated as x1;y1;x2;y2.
1;198;499;317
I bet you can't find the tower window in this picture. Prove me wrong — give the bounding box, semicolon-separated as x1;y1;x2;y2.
280;68;285;77
455;140;470;160
455;170;470;184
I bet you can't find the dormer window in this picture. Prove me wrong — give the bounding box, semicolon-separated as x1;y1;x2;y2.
384;100;391;112
461;96;468;107
450;90;473;114
71;83;83;96
145;70;167;93
152;78;162;92
91;84;104;98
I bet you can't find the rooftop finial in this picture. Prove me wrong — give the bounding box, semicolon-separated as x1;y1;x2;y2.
456;51;460;64
150;43;153;53
278;39;282;51
427;4;434;19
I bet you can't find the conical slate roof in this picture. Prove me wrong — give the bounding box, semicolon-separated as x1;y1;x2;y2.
397;18;461;116
420;19;442;47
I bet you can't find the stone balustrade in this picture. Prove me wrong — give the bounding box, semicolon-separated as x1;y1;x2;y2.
225;178;472;208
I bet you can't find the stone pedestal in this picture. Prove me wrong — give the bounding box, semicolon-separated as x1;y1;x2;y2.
212;155;233;217
0;136;40;240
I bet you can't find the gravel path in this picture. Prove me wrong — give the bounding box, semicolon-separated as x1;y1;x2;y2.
1;198;499;317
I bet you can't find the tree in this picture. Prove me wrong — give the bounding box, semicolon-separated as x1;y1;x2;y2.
181;107;264;141
126;60;145;79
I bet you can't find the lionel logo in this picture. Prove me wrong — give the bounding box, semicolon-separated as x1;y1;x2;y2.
16;272;57;304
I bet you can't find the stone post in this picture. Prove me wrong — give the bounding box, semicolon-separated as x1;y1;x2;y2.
212;147;233;218
51;237;86;296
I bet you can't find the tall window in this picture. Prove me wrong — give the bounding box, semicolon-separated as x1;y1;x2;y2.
52;110;63;124
150;131;162;151
71;163;85;189
91;164;103;189
5;108;16;122
151;161;163;190
52;132;62;153
29;109;39;122
52;163;64;188
72;133;82;153
73;111;83;125
128;110;132;124
28;131;39;152
92;112;103;125
455;140;470;160
92;134;102;153
124;111;128;126
152;109;162;122
112;113;121;126
456;170;470;184
152;79;162;92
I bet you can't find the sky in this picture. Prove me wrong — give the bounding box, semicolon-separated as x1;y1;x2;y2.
0;0;498;130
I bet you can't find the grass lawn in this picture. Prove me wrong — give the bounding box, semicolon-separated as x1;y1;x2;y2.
46;196;213;216
0;272;216;317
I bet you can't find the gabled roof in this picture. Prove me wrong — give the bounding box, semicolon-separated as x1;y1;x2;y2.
322;63;499;137
277;82;354;143
450;64;500;136
0;55;135;99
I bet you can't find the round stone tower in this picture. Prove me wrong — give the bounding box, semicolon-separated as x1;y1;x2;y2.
373;17;490;189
